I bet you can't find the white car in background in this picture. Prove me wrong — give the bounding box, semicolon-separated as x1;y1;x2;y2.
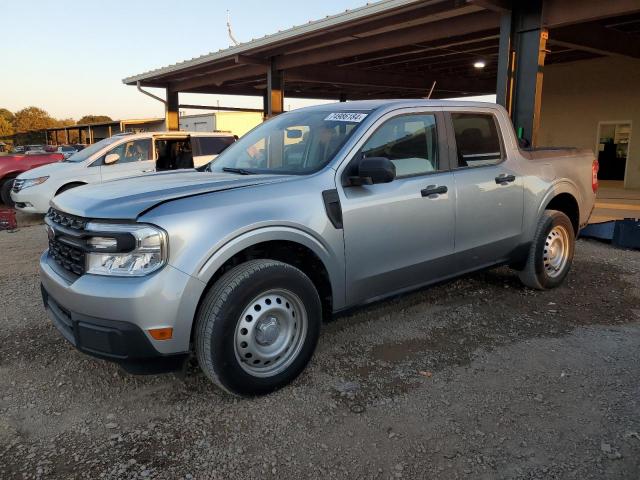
56;145;80;159
11;131;236;214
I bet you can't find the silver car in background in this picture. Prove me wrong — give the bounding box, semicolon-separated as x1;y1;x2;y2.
39;100;597;396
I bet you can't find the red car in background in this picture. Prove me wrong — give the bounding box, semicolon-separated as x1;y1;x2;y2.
0;152;64;206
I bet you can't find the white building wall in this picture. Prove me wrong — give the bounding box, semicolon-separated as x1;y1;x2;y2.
539;56;640;189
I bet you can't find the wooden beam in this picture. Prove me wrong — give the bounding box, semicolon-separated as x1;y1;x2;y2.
169;64;267;92
286;65;495;95
179;104;264;113
543;0;640;28
275;11;499;70
550;23;640;59
234;54;268;66
466;0;511;13
339;33;499;68
266;2;482;56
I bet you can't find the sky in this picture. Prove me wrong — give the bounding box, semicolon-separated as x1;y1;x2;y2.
1;0;494;121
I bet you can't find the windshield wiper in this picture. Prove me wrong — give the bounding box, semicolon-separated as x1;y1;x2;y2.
222;167;256;175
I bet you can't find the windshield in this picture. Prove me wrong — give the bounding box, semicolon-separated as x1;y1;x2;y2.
209;110;369;175
63;136;121;162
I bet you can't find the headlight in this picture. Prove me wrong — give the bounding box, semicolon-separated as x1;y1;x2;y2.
18;176;49;190
84;223;168;276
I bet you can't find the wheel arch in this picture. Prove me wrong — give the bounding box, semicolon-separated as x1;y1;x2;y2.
0;170;24;184
193;227;343;337
55;181;87;196
538;181;581;234
543;192;580;234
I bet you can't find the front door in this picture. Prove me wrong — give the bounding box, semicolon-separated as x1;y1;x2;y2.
339;111;455;305
448;111;524;269
99;138;154;182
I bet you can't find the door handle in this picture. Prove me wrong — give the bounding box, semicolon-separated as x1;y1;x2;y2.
421;185;448;197
142;169;154;173
495;174;516;184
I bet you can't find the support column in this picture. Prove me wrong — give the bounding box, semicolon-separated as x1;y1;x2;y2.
166;90;179;131
108;125;112;138
44;130;49;145
265;60;284;119
64;128;69;144
495;0;547;146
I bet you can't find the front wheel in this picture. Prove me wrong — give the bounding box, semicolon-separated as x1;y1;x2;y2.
0;178;15;207
518;209;575;289
195;259;321;396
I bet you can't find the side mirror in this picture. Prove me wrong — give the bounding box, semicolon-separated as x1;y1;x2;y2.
356;157;396;185
104;153;120;165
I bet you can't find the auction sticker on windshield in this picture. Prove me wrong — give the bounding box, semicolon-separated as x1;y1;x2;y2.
325;112;368;122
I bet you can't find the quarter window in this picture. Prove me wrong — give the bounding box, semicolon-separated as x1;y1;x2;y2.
360;114;439;177
451;113;502;167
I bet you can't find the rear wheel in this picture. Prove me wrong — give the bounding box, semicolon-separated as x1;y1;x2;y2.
518;210;575;289
0;178;15;207
195;259;322;396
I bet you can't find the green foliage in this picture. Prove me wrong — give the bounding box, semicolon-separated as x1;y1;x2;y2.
77;115;113;125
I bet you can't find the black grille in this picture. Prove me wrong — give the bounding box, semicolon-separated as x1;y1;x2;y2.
47;208;87;276
47;208;87;230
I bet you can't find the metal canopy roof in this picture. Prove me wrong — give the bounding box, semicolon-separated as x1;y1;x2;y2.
123;0;640;100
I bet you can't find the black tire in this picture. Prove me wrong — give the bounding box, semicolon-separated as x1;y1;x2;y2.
0;178;15;207
55;182;84;196
518;209;575;289
195;259;322;396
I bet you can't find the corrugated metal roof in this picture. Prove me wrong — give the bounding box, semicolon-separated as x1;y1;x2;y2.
122;0;425;85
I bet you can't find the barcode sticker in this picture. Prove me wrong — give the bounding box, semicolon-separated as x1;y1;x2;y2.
324;112;368;123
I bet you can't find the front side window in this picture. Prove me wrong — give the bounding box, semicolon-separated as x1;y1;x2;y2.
107;139;152;165
451;113;502;167
359;113;439;177
210;110;367;175
64;136;120;163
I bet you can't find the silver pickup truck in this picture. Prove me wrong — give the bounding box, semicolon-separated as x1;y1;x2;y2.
40;100;598;396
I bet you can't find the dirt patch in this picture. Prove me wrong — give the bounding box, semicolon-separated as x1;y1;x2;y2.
0;228;639;479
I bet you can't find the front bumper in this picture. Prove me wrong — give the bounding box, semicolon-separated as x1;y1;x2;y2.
40;250;206;373
11;189;50;214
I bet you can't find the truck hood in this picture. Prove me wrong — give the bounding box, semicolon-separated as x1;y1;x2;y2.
51;170;294;219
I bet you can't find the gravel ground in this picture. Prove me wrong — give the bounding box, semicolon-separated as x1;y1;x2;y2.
1;225;639;479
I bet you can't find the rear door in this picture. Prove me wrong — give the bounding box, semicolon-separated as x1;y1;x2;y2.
447;110;524;269
339;109;455;305
99;138;154;181
192;135;236;167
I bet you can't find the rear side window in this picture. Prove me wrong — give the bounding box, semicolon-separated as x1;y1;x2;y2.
192;136;235;156
451;113;502;167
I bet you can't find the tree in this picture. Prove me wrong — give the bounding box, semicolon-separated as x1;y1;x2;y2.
77;115;113;125
0;108;14;126
13;107;57;144
14;107;57;132
0;117;13;138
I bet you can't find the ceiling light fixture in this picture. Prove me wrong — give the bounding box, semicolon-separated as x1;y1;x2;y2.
473;61;486;69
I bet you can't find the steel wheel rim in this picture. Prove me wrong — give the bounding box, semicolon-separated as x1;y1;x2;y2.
233;288;308;378
543;225;570;278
